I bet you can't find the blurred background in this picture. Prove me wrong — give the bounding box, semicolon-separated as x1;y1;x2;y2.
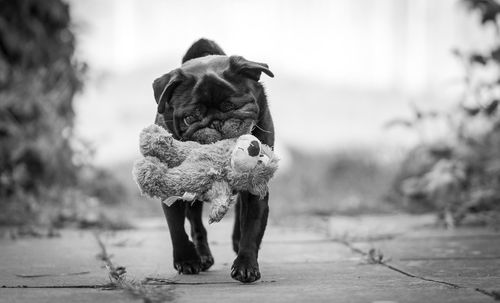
1;0;500;230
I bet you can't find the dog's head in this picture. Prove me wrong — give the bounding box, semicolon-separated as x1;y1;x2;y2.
153;39;274;144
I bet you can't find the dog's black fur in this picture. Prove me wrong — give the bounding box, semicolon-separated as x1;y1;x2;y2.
152;38;274;283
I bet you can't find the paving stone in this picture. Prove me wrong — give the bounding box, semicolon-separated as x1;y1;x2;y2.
169;263;493;303
0;216;498;302
0;231;108;287
0;288;134;303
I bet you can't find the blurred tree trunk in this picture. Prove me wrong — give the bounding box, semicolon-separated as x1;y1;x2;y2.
0;0;85;224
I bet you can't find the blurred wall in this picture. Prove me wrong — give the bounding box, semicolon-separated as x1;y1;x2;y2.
69;0;492;165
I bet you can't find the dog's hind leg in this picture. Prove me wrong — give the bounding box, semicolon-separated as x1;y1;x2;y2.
186;201;214;271
161;201;202;274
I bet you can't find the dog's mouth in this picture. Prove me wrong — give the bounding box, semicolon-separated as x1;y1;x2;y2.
188;118;255;144
175;103;258;144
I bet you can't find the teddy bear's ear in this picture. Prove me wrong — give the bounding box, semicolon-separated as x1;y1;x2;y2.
152;70;183;114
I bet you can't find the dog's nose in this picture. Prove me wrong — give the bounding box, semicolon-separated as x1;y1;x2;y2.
210;120;222;131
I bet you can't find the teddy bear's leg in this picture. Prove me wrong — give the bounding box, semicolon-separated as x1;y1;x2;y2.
185;202;214;271
206;181;235;224
161;201;202;274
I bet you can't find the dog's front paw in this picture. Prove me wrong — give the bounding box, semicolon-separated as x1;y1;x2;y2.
174;259;202;274
231;255;260;283
173;242;202;274
194;241;214;271
199;254;214;271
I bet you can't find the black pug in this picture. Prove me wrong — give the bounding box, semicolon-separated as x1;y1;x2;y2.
152;38;274;283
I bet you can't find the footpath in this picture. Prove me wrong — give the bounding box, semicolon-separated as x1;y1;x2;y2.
0;214;499;303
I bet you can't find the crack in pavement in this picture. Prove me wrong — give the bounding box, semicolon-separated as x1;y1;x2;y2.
142;276;276;286
1;284;116;289
334;238;500;301
399;256;500;261
15;271;91;278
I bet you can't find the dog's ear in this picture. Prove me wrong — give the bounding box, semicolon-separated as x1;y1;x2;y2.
182;38;226;63
152;70;183;114
229;56;274;81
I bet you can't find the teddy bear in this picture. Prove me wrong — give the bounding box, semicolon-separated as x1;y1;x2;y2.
132;124;279;223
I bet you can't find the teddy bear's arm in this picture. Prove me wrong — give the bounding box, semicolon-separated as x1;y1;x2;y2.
139;124;200;167
133;156;218;203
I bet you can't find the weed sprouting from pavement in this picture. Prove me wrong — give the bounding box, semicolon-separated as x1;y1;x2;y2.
366;248;389;264
94;232;176;302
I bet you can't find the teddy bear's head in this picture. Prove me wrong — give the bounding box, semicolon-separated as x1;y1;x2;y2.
229;134;278;198
230;134;270;172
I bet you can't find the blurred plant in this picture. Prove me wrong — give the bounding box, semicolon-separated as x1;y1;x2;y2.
0;0;126;226
389;0;500;227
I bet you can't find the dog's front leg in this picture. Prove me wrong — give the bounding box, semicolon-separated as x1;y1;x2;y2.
231;191;269;283
161;201;202;274
185;201;214;271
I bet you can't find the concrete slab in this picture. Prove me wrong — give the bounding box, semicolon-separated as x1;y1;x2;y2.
0;231;108;287
392;259;500;289
0;216;498;302
335;217;500;296
0;288;134;303
327;214;437;239
96;220;352;279
167;263;493;303
351;232;500;260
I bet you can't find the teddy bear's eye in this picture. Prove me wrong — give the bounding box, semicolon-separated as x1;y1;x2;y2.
183;115;197;126
247;140;261;156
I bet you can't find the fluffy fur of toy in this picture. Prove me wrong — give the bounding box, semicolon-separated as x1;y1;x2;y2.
132;124;278;223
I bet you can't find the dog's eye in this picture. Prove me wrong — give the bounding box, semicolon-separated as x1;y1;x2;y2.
220;101;236;112
183;115;197;126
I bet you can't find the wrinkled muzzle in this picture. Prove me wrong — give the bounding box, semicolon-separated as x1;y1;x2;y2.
187;118;255;144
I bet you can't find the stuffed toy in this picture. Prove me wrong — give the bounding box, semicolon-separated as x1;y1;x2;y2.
132;125;279;223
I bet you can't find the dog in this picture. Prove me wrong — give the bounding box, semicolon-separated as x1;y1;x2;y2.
152;38;274;283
